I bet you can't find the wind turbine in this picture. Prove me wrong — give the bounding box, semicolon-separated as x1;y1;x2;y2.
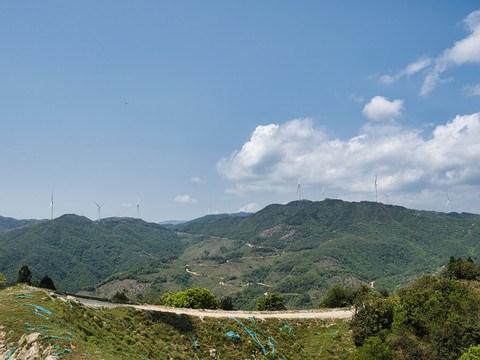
136;197;140;219
321;186;325;200
297;178;302;201
374;175;378;203
384;193;390;204
445;194;451;213
94;201;104;221
50;191;54;220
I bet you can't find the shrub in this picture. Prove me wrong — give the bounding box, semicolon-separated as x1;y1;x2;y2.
256;293;286;311
161;288;218;309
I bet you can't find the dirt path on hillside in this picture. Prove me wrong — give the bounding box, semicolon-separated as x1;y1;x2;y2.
63;295;353;320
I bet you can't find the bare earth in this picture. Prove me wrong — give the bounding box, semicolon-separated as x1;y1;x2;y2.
65;295;354;320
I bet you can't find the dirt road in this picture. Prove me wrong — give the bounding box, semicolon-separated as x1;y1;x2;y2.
65;295;353;320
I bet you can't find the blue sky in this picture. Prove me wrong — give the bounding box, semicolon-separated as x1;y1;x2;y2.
1;1;480;222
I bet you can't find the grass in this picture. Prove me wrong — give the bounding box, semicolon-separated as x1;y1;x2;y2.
0;284;356;359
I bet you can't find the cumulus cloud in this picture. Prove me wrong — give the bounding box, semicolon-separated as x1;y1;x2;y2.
362;96;404;121
380;9;480;95
174;194;198;204
217;114;480;204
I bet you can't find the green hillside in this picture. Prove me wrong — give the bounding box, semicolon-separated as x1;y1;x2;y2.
88;200;480;310
0;284;354;359
0;215;185;292
2;200;480;311
0;215;41;233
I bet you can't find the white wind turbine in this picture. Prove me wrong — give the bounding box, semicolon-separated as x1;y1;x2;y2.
321;186;325;200
94;201;104;221
384;193;391;204
297;178;302;200
374;175;378;203
50;190;54;220
137;197;140;219
445;194;451;213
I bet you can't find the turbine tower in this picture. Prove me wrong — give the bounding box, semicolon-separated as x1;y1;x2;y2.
50;191;54;220
321;186;325;200
445;194;451;213
94;201;104;221
375;175;378;203
297;178;302;201
137;197;140;219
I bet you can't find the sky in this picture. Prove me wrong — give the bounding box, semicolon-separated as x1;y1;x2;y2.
1;1;480;222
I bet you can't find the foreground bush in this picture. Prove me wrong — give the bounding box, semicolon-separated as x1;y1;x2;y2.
161;288;219;309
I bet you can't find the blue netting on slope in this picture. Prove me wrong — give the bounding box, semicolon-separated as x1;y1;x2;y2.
4;346;17;360
216;320;241;339
229;317;267;356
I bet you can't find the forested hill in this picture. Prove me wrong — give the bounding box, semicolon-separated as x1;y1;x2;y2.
175;199;480;293
0;215;41;233
0;214;184;292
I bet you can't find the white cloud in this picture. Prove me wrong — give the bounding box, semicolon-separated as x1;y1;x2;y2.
348;93;364;103
379;57;432;85
238;202;260;213
190;177;206;184
174;194;198;203
362;96;404;122
379;9;480;95
463;83;480;96
217;114;480;208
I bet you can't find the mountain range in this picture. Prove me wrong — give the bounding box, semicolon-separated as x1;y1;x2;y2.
1;199;479;309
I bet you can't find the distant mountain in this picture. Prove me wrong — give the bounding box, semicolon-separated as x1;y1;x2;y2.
0;214;185;292
0;215;41;233
87;199;480;309
2;201;480;310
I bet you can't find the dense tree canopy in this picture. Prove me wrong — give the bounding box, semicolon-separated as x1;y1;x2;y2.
17;265;32;284
351;275;480;360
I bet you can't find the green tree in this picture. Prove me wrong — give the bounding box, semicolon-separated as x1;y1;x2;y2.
356;336;392;360
39;275;56;290
459;345;480;360
219;296;234;310
17;265;32;284
320;285;355;308
444;256;480;280
350;296;397;346
161;288;219;309
111;290;130;303
256;293;286;311
0;272;7;283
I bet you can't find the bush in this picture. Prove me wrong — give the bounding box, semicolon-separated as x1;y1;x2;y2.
39;275;56;290
256;293;286;311
320;285;355;308
161;288;219;309
219;296;234;310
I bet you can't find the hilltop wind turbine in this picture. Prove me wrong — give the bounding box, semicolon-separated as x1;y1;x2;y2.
445;194;451;213
374;175;378;203
297;178;302;200
384;193;390;204
94;201;104;221
321;186;325;200
50;191;54;220
137;197;140;219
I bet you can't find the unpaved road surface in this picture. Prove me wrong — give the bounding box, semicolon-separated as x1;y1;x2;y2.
63;295;353;320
